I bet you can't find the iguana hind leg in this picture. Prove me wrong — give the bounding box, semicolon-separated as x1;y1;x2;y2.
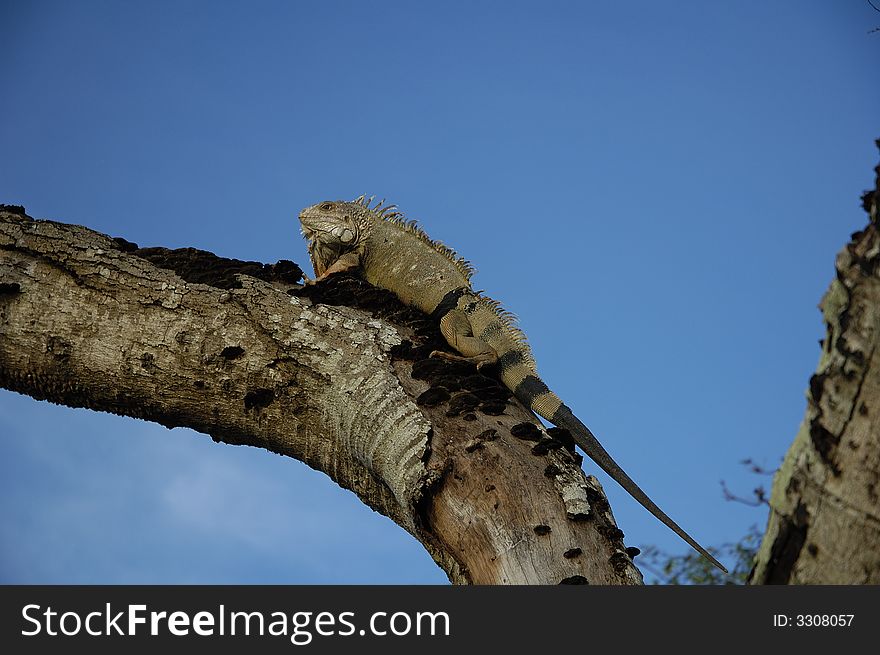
430;309;498;369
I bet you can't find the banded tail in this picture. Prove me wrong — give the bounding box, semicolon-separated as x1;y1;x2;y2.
457;293;726;572
500;360;727;574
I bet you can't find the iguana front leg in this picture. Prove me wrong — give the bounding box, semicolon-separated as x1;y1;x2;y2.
307;251;361;284
430;309;498;369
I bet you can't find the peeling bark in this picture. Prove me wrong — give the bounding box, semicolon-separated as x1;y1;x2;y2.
750;146;880;584
0;205;642;585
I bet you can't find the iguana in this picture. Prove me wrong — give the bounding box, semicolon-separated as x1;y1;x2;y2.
298;196;726;573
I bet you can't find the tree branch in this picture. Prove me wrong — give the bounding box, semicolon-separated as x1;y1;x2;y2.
0;206;641;584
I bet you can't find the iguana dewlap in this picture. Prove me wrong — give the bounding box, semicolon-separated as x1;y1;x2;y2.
298;196;726;573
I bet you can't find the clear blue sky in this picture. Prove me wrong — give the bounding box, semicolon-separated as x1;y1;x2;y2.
1;0;877;583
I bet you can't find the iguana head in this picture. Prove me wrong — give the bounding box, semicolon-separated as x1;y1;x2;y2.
298;200;368;276
298;200;363;249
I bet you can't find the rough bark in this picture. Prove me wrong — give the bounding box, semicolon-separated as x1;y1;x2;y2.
0;205;642;585
750;147;880;584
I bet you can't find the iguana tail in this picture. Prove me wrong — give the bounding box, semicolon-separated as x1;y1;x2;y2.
461;295;726;572
498;352;728;573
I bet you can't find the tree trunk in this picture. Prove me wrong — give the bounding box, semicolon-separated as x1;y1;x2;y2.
750;147;880;584
0;205;642;585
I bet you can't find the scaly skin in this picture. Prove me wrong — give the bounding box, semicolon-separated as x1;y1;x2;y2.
298;196;726;573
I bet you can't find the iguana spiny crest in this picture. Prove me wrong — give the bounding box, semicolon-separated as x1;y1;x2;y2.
297;196;726;573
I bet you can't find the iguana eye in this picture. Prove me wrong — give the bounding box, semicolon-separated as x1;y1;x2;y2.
320;202;335;211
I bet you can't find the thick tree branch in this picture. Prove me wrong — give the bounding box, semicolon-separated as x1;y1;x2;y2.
750;145;880;584
0;206;641;585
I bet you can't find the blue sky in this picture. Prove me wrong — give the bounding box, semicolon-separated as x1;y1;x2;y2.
1;0;877;583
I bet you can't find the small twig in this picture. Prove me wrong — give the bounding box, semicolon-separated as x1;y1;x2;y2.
721;480;768;507
739;458;774;476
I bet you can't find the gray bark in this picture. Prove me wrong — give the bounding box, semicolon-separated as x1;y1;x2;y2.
0;206;642;585
750;150;880;584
